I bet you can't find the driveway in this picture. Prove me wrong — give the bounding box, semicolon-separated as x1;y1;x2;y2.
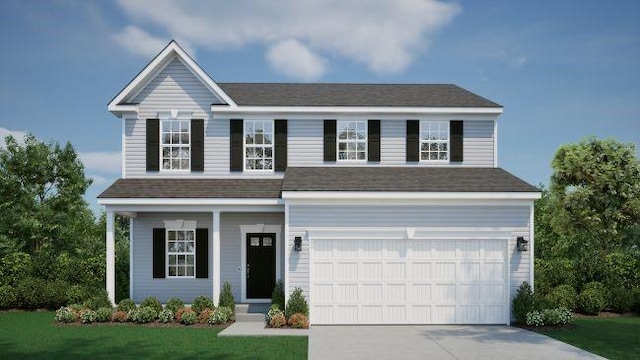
309;325;605;360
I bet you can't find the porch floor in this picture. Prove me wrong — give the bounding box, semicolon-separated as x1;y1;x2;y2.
218;321;309;337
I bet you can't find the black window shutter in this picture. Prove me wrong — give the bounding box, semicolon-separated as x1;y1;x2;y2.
323;120;337;162
230;119;243;171
191;119;205;172
406;120;419;162
195;228;209;278
146;119;160;171
368;120;381;162
274;120;288;171
152;228;166;278
450;120;464;162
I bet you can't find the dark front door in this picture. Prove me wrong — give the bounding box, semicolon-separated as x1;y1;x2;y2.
246;233;276;299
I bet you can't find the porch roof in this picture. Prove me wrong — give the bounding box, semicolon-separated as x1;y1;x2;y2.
98;178;283;198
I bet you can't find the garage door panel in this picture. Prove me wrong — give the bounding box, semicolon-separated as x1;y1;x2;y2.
459;305;481;323
361;262;383;280
335;241;358;258
482;262;505;280
411;283;431;301
386;262;406;280
459;284;480;302
314;262;333;280
336;283;358;302
362;305;383;324
434;306;456;324
481;284;505;302
432;240;456;258
410;305;431;324
313;240;334;259
386;283;407;302
459;262;481;280
361;240;384;258
335;262;358;279
336;305;358;324
362;283;383;301
435;262;456;280
409;262;431;279
386;305;407;323
313;283;334;302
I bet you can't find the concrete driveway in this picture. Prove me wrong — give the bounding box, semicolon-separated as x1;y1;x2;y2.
309;325;605;360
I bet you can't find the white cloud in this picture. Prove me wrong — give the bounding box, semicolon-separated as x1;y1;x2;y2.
111;25;171;58
78;152;121;174
114;0;460;76
266;39;326;80
89;174;111;186
0;127;28;148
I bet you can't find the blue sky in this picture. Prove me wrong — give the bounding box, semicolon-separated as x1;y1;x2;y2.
1;0;639;214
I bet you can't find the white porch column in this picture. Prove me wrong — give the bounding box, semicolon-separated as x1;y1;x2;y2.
106;210;116;306
212;210;221;305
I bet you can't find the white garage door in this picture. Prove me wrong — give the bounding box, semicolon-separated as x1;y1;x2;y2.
310;238;508;325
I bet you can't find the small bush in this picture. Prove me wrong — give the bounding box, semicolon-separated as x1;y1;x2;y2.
112;311;128;322
129;306;157;323
534;258;577;296
269;313;287;328
165;297;184;313
271;279;285;310
66;285;88;305
198;308;215;324
209;306;233;324
16;276;47;309
175;308;193;323
219;282;235;314
579;281;608;315
181;310;197;325
42;280;69;309
85;289;112;310
81;310;97;324
285;287;308;318
55;307;77;323
545;284;578;310
96;307;113;322
158;309;174;323
512;282;535;324
191;295;214;315
609;287;634;313
266;304;283;323
140;296;163;314
117;298;137;312
525;307;572;327
0;285;17;310
288;313;309;329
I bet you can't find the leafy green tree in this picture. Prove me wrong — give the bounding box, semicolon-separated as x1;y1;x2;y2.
0;134;95;256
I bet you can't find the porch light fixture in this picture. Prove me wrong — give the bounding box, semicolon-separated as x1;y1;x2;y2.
294;237;302;252
517;237;528;252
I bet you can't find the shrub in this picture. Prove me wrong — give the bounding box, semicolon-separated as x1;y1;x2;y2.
43;280;69;309
112;311;128;322
175;308;193;323
191;295;214;315
534;258;577;295
198;308;215;324
219;282;235;314
285;287;308;318
129;306;157;323
158;309;174;323
271;279;285;310
525;307;572;327
140;296;162;314
512;282;535;324
604;250;640;290
66;285;89;305
0;285;17;310
0;252;33;286
632;287;640;313
209;306;233;324
545;284;578;310
16;276;47;309
269;313;286;328
96;307;113;322
85;289;112;310
165;297;184;313
288;313;309;329
55;307;77;323
579;281;608;315
181;310;197;325
609;287;634;313
266;304;283;323
117;298;137;312
81;310;97;324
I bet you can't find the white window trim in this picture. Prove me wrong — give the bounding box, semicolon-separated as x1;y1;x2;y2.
243;119;275;173
419;120;450;164
166;228;196;279
159;117;192;172
337;120;367;162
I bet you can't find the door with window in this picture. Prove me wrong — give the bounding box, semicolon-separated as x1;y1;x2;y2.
246;233;276;299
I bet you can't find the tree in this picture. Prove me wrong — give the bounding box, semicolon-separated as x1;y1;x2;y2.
548;137;640;257
0;134;94;256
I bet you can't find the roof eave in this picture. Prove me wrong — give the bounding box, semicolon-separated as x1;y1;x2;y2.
281;191;541;200
210;105;503;116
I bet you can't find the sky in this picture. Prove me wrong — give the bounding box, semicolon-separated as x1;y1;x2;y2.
0;0;639;214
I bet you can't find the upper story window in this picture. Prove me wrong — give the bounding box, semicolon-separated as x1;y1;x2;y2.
244;120;273;171
420;121;449;162
161;119;190;170
338;121;367;161
167;229;195;278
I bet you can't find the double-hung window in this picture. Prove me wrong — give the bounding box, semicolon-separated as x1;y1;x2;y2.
161;119;190;170
167;229;195;278
244;120;273;171
337;120;367;161
420;121;449;162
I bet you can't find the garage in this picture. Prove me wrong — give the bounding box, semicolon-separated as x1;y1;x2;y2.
309;235;509;325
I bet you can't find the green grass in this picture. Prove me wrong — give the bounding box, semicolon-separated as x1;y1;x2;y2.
540;316;640;360
0;311;307;360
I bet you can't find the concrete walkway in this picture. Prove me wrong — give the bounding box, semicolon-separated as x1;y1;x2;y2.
218;321;309;337
309;325;605;360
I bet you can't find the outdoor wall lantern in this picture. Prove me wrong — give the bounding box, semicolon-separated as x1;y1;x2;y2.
517;237;528;252
294;237;302;252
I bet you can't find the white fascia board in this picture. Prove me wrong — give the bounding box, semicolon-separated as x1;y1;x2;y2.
210;106;503;116
97;198;284;206
282;191;541;201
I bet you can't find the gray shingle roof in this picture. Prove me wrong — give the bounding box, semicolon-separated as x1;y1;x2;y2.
217;83;501;108
98;178;283;198
282;167;538;192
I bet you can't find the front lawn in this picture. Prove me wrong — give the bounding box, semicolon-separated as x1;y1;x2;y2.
0;311;307;359
540;316;640;360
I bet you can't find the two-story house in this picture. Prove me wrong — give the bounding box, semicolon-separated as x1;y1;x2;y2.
99;41;540;325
